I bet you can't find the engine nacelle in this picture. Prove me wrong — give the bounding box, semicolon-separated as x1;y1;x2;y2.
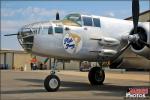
130;23;150;60
109;56;150;69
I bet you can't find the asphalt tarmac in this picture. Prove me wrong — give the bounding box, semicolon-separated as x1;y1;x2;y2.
0;70;150;100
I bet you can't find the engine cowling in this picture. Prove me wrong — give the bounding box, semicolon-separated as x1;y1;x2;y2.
130;23;150;60
109;55;150;69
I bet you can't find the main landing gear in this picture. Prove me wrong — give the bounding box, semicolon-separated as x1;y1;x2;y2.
44;59;105;92
88;67;105;85
44;59;60;92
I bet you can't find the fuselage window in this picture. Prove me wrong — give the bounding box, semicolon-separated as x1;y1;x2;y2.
48;26;53;34
83;17;92;26
93;18;101;27
42;28;48;34
55;27;63;34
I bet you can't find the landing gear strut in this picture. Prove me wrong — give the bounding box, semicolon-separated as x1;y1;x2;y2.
44;59;60;92
88;67;105;85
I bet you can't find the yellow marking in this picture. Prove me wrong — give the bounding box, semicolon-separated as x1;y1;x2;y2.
69;33;81;46
101;61;111;66
53;20;81;27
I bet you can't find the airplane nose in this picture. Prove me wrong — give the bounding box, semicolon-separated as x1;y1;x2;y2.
17;26;34;52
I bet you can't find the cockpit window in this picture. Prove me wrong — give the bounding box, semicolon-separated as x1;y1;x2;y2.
83;17;92;26
64;14;81;25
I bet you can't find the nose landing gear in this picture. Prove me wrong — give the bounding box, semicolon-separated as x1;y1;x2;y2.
44;74;60;92
44;59;60;92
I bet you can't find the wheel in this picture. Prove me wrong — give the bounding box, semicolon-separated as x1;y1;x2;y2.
44;74;60;92
88;67;105;85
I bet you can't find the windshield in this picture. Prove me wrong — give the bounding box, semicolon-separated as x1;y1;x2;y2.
64;14;81;25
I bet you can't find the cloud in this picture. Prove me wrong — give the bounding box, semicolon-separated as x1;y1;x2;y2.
103;12;115;17
1;8;16;17
108;12;115;17
1;20;27;34
1;7;66;19
1;7;66;34
1;6;67;50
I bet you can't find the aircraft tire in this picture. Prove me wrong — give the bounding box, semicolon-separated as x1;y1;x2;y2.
44;74;60;92
88;67;105;85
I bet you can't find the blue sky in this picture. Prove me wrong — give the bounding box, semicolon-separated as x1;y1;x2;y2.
1;0;149;50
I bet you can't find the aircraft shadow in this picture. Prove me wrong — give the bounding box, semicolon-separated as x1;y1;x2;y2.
2;78;148;96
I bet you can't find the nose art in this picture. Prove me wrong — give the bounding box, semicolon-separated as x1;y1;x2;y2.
17;26;34;52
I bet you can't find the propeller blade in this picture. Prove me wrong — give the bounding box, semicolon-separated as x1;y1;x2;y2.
4;33;18;36
139;39;150;48
56;12;60;20
132;0;139;33
112;42;131;60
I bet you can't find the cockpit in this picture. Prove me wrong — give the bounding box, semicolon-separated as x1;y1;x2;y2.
63;13;101;27
63;13;82;26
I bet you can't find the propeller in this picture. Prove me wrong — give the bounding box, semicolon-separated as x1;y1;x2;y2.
118;0;149;60
131;0;150;48
4;33;18;36
132;0;139;34
139;39;150;48
56;12;60;20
